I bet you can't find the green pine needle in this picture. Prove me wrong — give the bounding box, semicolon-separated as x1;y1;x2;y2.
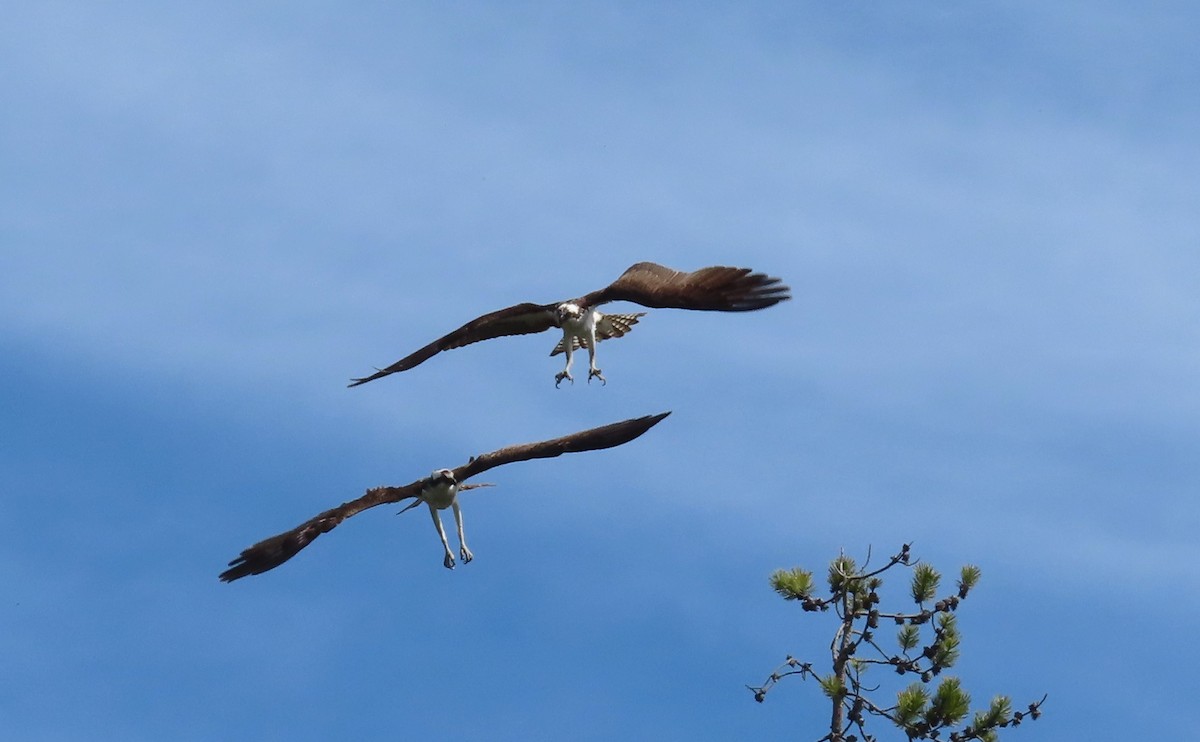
828;555;858;592
895;683;929;726
973;695;1013;730
926;677;971;726
934;613;961;667
911;563;941;604
770;568;815;601
958;565;982;597
818;674;846;700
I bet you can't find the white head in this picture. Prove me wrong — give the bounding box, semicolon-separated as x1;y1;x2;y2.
556;302;584;323
430;468;456;485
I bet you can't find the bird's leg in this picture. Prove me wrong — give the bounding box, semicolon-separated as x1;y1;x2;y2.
428;503;455;569
555;341;575;387
585;334;605;385
452;501;473;564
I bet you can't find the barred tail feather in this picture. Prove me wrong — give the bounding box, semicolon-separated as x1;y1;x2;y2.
549;312;646;356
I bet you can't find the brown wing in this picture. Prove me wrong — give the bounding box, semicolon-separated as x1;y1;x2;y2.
581;262;790;312
219;481;423;582
549;312;646;356
348;301;557;387
452;411;670;482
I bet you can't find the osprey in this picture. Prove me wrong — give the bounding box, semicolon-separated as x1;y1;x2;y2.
219;412;670;581
349;261;790;387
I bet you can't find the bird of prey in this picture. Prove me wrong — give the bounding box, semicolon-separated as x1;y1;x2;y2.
348;261;790;388
219;412;670;581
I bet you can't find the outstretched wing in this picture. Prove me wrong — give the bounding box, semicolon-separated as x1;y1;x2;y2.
453;411;670;482
549;312;646;356
219;481;423;582
581;262;790;312
349;301;558;387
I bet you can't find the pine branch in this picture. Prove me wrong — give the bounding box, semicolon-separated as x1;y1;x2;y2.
750;545;1046;741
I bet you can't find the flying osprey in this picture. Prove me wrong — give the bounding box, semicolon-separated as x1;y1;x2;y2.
219;412;670;581
349;261;790;388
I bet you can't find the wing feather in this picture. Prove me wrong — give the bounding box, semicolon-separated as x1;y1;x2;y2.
218;482;422;582
349;302;557;386
453;411;670;481
581;261;790;312
549;312;646;356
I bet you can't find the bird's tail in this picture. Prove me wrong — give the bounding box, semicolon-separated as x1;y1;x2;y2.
549;312;646;356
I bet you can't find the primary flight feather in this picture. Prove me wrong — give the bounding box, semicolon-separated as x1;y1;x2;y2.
349;261;790;387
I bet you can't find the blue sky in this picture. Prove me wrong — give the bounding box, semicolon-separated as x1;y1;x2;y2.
3;2;1197;739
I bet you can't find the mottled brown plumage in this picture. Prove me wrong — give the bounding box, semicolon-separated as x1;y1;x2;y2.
349;261;789;387
219;412;670;582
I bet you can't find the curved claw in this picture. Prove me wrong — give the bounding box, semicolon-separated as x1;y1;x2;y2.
555;371;574;387
443;552;456;570
588;368;606;386
460;546;474;564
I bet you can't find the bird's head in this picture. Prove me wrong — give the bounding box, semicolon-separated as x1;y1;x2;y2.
429;468;456;485
556;302;584;323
